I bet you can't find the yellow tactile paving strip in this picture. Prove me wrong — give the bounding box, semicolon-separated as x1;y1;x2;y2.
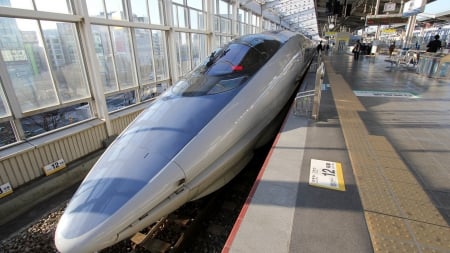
324;60;450;253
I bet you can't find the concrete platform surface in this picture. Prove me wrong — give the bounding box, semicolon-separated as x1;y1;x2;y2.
223;53;450;253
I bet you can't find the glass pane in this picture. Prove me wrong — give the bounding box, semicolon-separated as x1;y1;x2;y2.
190;9;205;30
190;9;198;29
21;102;92;138
172;5;178;27
176;32;190;77
223;18;231;33
131;0;149;23
86;0;106;18
106;90;136;112
238;9;244;22
199;11;206;30
214;16;219;33
92;25;117;93
0;0;33;9
1;18;58;112
134;29;154;84
220;18;226;33
173;5;186;28
172;0;183;4
191;33;207;68
187;0;202;10
106;0;127;20
0;122;16;147
213;36;220;49
219;0;228;15
41;21;90;102
0;81;10;117
140;82;167;101
149;0;163;25
152;30;168;81
35;0;71;13
110;27;136;89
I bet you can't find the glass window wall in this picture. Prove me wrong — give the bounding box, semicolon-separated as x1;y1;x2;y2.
152;30;169;81
0;0;270;148
41;21;90;103
214;0;232;34
21;102;92;137
110;27;136;89
176;32;190;76
0;0;71;13
87;0;127;20
0;121;15;146
134;28;155;85
105;91;135;112
92;25;117;93
0;82;9;118
173;4;187;28
1;18;89;113
35;0;72;14
191;33;207;68
130;0;164;25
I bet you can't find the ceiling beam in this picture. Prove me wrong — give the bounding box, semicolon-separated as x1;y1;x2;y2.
282;7;315;18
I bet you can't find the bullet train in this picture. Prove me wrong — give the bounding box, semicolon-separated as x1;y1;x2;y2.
55;30;315;252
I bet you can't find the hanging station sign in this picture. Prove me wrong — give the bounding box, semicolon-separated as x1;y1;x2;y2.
402;0;426;17
384;2;396;12
366;14;408;25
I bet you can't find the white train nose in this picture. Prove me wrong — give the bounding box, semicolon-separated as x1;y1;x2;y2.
55;212;118;253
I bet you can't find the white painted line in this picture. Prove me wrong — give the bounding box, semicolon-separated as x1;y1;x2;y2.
353;90;418;98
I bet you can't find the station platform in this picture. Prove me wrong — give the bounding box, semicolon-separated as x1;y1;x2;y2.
223;53;450;253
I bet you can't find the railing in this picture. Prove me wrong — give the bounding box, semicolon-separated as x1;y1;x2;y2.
416;53;450;79
294;61;325;120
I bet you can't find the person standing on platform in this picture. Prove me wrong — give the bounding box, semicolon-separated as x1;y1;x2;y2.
426;35;442;52
389;42;395;57
316;41;323;55
353;40;361;60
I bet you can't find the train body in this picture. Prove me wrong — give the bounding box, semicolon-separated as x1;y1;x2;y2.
55;30;315;253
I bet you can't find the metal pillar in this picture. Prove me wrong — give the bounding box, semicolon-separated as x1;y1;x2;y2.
403;15;417;49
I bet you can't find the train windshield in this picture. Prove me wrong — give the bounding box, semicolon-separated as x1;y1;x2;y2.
172;39;279;96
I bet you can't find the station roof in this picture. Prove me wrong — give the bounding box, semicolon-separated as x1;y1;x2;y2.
417;0;450;24
241;0;320;38
241;0;450;39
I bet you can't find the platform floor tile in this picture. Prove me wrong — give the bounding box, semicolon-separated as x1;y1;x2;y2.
324;60;450;253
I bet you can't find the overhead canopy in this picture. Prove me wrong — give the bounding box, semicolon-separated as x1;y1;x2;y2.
241;0;319;38
417;0;450;23
262;0;319;37
240;0;447;38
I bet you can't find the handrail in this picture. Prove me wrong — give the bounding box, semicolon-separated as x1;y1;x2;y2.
294;61;324;120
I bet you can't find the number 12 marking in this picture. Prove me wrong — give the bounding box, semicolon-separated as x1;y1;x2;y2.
322;168;335;177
